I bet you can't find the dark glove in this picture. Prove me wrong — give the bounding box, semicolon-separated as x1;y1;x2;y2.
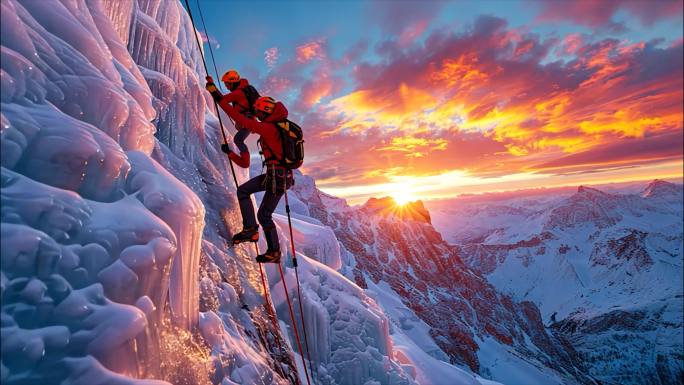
205;79;218;92
220;144;232;155
205;81;223;103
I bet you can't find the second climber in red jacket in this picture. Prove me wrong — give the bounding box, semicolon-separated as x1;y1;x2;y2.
212;95;294;263
205;69;259;168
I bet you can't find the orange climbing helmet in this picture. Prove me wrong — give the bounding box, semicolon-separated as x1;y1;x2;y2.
221;69;240;83
254;96;276;114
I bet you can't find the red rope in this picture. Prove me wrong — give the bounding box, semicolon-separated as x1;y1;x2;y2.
283;172;316;378
257;243;283;346
277;262;312;385
257;243;305;385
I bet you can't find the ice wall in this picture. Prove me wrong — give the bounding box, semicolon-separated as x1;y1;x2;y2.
1;0;266;383
1;168;173;384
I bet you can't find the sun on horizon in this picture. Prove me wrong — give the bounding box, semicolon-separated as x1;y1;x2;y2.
391;189;418;206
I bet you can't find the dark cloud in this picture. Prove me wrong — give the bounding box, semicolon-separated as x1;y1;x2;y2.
536;0;683;29
532;131;684;173
367;0;447;34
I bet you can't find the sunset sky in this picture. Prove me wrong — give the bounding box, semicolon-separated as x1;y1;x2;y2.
186;0;684;204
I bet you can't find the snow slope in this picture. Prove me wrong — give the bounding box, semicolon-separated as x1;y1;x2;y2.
428;181;683;384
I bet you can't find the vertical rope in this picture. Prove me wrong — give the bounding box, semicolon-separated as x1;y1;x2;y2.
276;262;312;385
196;1;223;93
196;0;241;133
283;172;316;379
183;0;238;188
257;243;307;385
258;254;289;370
187;2;313;384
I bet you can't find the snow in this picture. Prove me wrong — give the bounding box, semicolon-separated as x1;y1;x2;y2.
366;280;490;385
260;247;413;385
475;338;571;385
287;173;580;385
429;182;683;384
273;213;342;270
426;196;563;245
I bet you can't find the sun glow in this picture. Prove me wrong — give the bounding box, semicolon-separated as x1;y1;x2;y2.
391;189;417;206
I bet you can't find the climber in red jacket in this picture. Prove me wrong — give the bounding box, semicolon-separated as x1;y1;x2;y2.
205;88;293;263
205;69;260;168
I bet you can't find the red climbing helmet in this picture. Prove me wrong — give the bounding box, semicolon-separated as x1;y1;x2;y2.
254;96;276;115
221;69;240;83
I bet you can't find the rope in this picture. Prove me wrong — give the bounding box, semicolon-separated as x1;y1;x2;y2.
196;2;223;93
183;0;238;188
256;242;291;378
257;242;309;385
196;0;241;137
283;173;316;380
276;262;312;385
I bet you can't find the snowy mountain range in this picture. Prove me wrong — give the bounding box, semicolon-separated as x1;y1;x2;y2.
1;1;681;385
289;173;601;385
427;180;684;384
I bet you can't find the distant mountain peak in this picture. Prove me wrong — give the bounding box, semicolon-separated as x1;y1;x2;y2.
576;185;608;196
362;196;432;223
642;179;681;198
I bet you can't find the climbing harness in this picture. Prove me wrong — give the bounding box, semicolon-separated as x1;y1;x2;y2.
183;0;239;189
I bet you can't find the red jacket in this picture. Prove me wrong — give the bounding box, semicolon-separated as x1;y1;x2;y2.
216;79;254;168
220;101;287;165
219;79;251;112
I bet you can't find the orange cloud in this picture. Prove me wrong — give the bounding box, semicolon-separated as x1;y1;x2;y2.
296;39;326;63
297;15;682;201
429;53;492;89
377;136;448;158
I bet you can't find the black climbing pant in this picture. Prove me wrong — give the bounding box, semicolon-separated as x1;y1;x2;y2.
233;127;250;153
237;167;293;251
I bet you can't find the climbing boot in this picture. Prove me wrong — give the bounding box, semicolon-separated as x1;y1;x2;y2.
256;249;281;264
232;226;259;245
